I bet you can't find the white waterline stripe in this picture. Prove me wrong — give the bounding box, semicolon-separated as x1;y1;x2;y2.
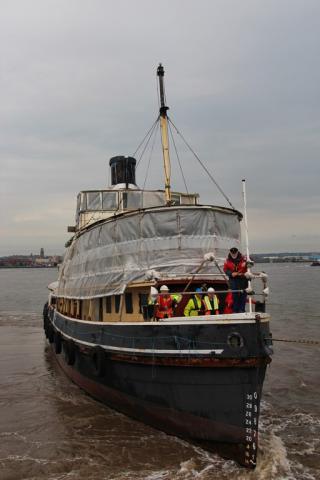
53;310;270;326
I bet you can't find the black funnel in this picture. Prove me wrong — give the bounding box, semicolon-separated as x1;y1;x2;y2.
109;156;136;186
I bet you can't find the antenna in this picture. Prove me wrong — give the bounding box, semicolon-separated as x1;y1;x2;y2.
242;179;253;313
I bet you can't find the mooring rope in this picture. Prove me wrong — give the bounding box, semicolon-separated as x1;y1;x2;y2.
272;338;320;346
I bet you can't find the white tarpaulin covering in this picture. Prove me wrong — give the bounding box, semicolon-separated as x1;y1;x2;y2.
57;206;241;299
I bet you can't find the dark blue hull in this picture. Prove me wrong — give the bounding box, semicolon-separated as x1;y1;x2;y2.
44;307;272;468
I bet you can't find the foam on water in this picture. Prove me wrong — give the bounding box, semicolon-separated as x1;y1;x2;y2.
144;471;172;480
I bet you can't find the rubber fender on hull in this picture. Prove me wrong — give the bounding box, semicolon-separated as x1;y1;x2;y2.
63;340;76;366
91;346;106;377
43;304;49;336
42;302;49;322
54;332;62;354
47;326;54;344
43;319;49;338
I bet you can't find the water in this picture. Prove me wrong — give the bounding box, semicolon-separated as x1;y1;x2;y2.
0;265;319;480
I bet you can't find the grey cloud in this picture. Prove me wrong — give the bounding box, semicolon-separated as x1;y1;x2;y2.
1;0;320;254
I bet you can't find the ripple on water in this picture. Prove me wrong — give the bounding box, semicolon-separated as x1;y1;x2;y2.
0;266;320;480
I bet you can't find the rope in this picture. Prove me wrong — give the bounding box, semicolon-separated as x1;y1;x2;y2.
112;119;159;214
272;338;320;346
168;117;236;210
168;120;189;194
76;210;101;231
132;116;159;159
136;117;159;168
143;120;159;190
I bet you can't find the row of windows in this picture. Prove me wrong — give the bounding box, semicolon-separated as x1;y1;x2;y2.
105;293;148;314
77;190;197;213
105;294;122;313
55;293;150;318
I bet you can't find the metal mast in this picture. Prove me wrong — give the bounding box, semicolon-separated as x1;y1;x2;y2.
157;63;172;205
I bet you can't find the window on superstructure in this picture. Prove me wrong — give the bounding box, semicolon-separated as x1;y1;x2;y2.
76;195;81;222
139;294;148;313
105;296;112;313
102;192;117;210
115;295;121;313
123;191;143;210
80;193;87;211
125;293;133;314
99;298;103;321
171;193;181;205
180;194;197;205
142;191;166;208
87;192;102;210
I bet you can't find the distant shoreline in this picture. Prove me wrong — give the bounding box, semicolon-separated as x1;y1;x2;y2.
253;259;314;264
0;266;58;269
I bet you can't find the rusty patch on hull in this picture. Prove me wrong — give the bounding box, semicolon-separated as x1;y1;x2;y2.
108;353;271;367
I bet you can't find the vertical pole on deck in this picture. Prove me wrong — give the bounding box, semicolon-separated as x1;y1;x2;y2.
157;64;172;205
242;179;252;313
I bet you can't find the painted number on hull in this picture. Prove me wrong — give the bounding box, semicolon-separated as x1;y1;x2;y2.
244;391;258;467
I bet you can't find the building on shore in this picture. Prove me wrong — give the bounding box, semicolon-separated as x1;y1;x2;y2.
0;253;62;268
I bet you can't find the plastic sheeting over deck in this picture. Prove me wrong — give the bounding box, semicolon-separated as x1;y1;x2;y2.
57;206;241;299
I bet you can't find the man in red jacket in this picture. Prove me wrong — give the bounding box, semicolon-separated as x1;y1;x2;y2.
155;285;174;319
223;247;248;313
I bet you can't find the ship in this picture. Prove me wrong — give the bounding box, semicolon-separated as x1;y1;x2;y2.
43;64;273;468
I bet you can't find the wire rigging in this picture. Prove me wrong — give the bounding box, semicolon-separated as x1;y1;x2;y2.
131;106;236;211
132;116;159;158
168;120;189;195
136;117;159;168
143;121;159;190
168;117;236;210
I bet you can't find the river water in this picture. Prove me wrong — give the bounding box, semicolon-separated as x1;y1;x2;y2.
0;264;319;480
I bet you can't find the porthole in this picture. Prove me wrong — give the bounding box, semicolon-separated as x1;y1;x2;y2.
227;332;244;349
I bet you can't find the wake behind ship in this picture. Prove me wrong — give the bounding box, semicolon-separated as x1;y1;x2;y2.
43;64;273;468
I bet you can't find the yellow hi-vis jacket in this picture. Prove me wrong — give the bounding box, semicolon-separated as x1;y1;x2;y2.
184;295;204;316
203;294;219;314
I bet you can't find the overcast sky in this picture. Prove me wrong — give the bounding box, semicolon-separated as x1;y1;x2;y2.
1;0;319;255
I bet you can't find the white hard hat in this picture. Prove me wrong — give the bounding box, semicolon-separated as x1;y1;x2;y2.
160;285;169;292
150;287;158;296
208;287;215;293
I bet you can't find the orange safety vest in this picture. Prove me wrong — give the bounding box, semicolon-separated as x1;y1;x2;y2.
155;295;173;319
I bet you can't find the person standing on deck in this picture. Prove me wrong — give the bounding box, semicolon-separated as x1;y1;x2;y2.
203;287;219;315
154;285;172;319
223;247;248;313
184;288;205;316
148;287;158;305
